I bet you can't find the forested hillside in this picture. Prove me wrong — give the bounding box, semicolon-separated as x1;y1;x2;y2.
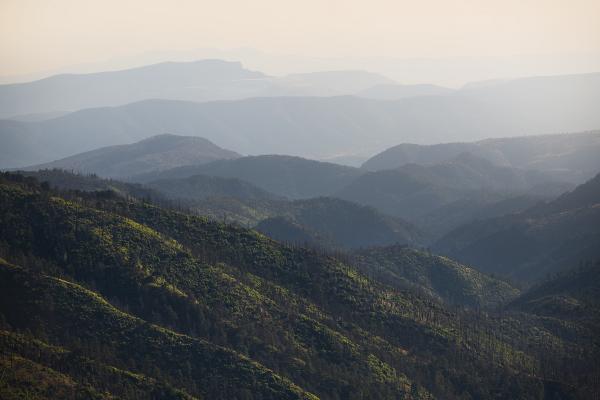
0;172;598;399
352;245;519;308
18;169;423;249
434;173;600;282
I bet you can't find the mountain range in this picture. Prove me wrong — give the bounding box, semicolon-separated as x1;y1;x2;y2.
16;133;582;241
0;60;395;120
337;152;569;237
0;60;267;118
2;55;600;400
1;68;599;167
363;130;600;184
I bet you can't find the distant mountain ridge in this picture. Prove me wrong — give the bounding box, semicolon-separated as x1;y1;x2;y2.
0;62;398;120
23;134;240;178
2;71;599;168
0;59;268;118
363;130;600;184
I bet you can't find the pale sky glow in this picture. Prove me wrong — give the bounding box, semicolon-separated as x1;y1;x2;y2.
1;0;600;81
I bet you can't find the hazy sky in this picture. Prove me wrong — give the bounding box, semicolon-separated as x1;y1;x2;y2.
1;0;600;82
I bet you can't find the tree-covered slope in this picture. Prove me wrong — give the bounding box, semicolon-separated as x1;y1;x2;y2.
20;170;424;249
508;261;600;319
0;172;597;399
16;168;164;200
352;245;519;308
0;260;311;400
434;173;600;282
0;174;438;398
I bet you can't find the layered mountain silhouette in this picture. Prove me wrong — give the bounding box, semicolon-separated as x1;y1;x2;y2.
2;71;599;168
2;53;600;400
19;135;577;241
0;59;268;118
0;62;399;120
336;152;568;237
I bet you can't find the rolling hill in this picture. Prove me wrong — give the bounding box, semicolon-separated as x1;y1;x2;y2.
363;130;600;184
23;134;241;178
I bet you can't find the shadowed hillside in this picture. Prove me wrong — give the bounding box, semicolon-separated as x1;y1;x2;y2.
434;173;600;282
